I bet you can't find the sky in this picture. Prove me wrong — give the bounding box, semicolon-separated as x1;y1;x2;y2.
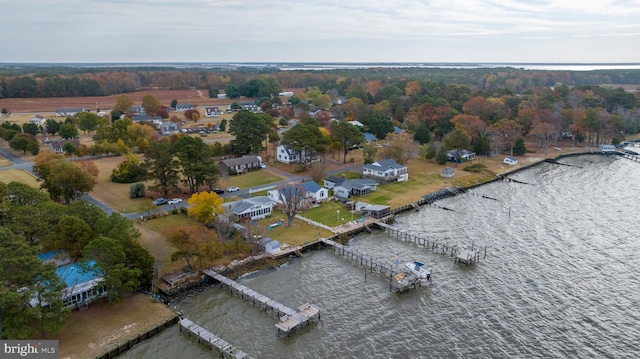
2;0;640;64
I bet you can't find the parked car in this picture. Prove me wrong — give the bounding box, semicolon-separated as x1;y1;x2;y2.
260;163;267;169
167;198;182;205
227;186;240;192
152;198;168;205
212;188;225;195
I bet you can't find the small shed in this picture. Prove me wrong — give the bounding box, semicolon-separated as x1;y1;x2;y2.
599;144;616;153
362;204;391;219
503;156;518;166
440;167;455;178
264;239;281;255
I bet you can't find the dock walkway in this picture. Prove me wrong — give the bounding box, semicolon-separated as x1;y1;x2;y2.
203;269;320;334
375;222;486;265
179;317;254;359
319;238;424;292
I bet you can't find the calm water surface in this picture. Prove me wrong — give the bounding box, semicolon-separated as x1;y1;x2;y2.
122;155;640;358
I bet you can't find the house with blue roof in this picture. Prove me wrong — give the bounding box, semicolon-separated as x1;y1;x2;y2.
362;159;409;182
363;133;377;142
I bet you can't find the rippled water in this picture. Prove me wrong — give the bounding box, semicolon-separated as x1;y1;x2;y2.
121;155;640;358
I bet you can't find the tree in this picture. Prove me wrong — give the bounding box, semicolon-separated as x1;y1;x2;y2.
219;119;227;132
114;94;134;113
22;122;39;135
362;141;378;164
331;121;365;164
274;184;312;227
82;237;142;304
224;84;241;98
168;225;224;270
170;99;178;109
143;141;180;196
44;118;60;135
513;138;527;156
187;191;224;224
33;153;96;203
111;153;147;183
444;129;472;164
58;123;78;139
435;144;448;165
229;110;270;155
174;136;219;193
141;94;161;114
76;112;101;135
281;123;325;168
413;122;431;145
368;112;394;139
9;133;39;154
51;215;97;258
378;132;417;165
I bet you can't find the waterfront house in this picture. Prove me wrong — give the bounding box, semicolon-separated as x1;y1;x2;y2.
446;149;476;162
362;159;408;182
219;155;262;175
224;196;273;221
268;181;328;204
333;179;378;199
361;204;391;219
324;175;346;189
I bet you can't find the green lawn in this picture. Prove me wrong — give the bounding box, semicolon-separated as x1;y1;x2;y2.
222;170;283;190
302;201;355;227
256;211;333;246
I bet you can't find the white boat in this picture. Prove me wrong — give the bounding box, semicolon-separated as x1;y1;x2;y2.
405;261;431;280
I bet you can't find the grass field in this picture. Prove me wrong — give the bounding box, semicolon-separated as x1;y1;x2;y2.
0;154;14;167
302;201;353;227
0;169;40;187
223;170;284;190
259;210;333;246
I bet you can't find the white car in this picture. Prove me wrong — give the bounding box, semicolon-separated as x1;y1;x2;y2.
167;198;182;205
227;186;240;192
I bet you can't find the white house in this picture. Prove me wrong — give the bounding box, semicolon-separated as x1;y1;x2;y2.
159;122;180;136
324;175;346;189
224;196;273;221
446;149;476;162
175;103;195;112
363;159;408;182
599;144;616;153
28;115;46;126
55;108;85;117
204;106;221;117
276;144;316;164
503;156;518;166
268;181;328;204
131;115;163;126
128;105;145;115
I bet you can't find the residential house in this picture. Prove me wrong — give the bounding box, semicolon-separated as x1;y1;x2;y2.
323;175;346;189
159;122;180;136
205;106;221;117
503;156;518;165
348;120;364;127
219;155;262;175
175;103;195;112
363;133;377;142
224;196;273;221
362;159;409;182
131;115;163;126
333;179;379;199
276;144;315;164
268;181;328;204
446;149;476;162
128;105;145;115
55;108;85;117
599;144;616;153
239;102;260;112
48;139;80;153
393;126;406;134
28;115;46;126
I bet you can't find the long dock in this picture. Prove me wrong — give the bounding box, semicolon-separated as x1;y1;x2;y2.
179;317;254;358
375;222;486;265
203;269;320;334
319;238;425;292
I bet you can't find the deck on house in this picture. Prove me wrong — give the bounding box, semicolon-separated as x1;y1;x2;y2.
203;269;320;334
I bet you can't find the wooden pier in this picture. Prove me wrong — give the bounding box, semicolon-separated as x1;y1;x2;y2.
319;238;425;292
375;222;486;265
203;270;320;334
179;317;254;359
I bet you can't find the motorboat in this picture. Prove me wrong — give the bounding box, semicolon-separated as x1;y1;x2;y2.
405;261;431;280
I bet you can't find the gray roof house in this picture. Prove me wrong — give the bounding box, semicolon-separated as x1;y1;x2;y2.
175;103;195;112
446;149;476;162
333;179;379;199
224;196;274;221
268;181;328;204
324;176;346;189
48;139;80;153
219;155;262;175
363;159;408;182
131;115;163;126
28;115;46;126
55;108;85;117
159;122;180;136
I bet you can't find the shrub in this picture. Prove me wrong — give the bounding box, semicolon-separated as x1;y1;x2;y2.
130;183;146;198
463;163;487;173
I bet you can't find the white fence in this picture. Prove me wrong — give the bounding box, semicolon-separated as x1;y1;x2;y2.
249;185;276;194
295;214;337;233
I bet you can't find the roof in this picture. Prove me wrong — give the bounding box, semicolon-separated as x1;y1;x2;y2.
49;139;80;151
325;176;346;186
176;103;194;108
226;196;273;214
446;149;476;156
132;115;162;122
56;261;103;288
363;159;406;171
364;204;390;211
348;120;364;127
338;179;378;190
300;181;322;193
363;133;377;141
394;126;406;133
220;155;261;167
